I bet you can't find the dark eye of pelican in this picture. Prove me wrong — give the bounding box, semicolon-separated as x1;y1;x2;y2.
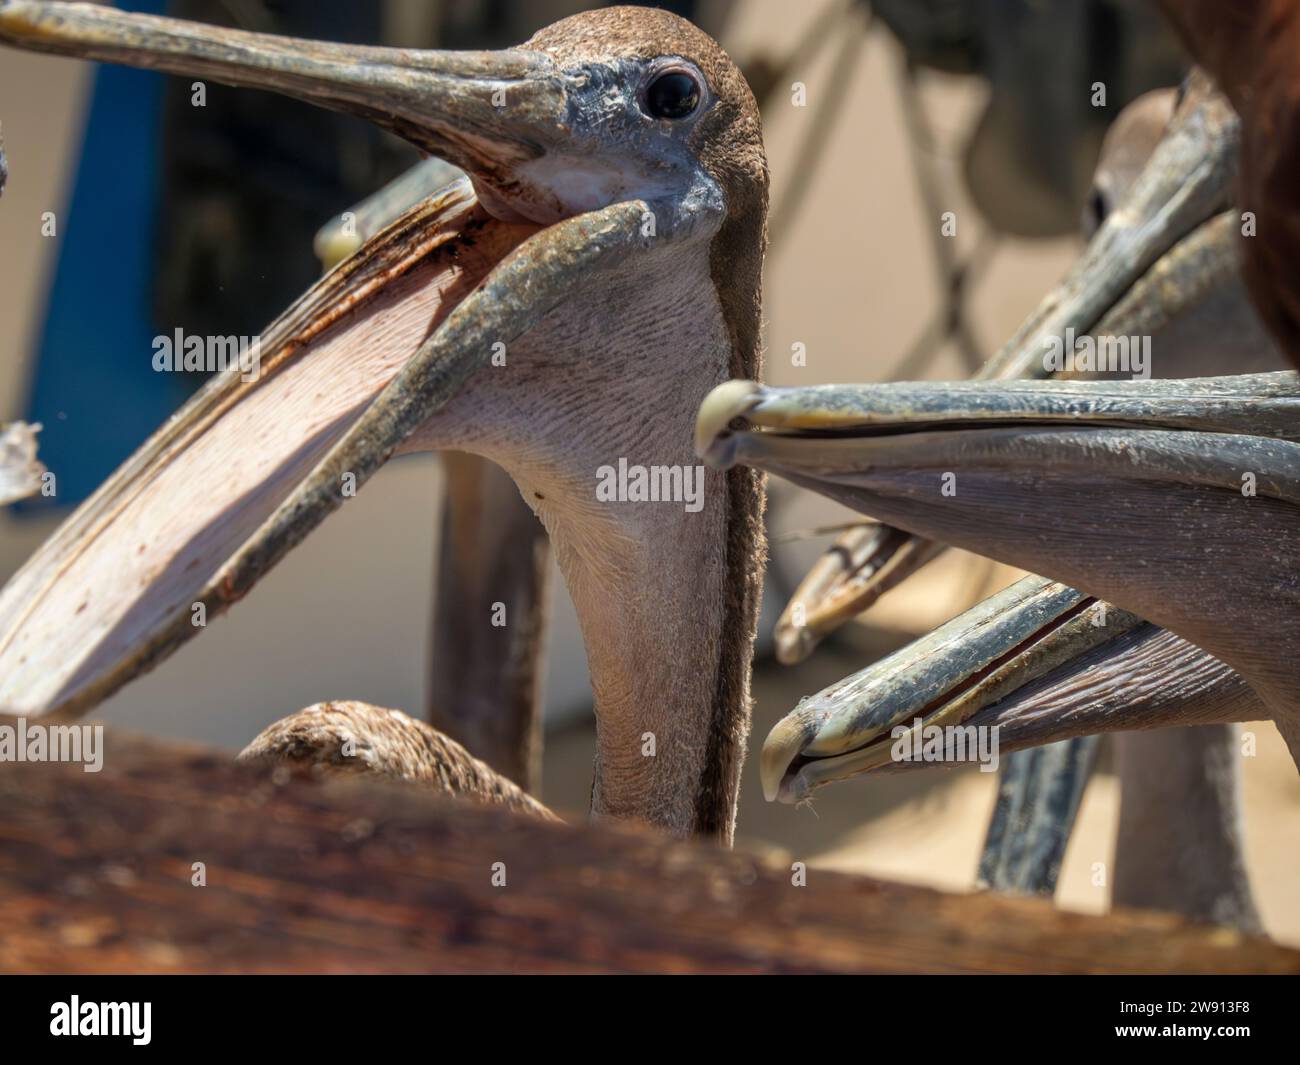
644;70;701;120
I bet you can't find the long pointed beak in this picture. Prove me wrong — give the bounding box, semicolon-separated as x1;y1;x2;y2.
698;371;1300;459
759;573;1267;803
0;5;661;720
770;71;1242;661
700;370;1300;761
0;1;565;220
698;373;1300;520
760;575;1137;801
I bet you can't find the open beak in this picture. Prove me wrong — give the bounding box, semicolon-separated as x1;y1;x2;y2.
0;3;642;719
771;70;1242;662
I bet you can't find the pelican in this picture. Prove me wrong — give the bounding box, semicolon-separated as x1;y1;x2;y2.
237;700;557;821
696;61;1299;734
977;84;1280;914
759;73;1285;916
1158;0;1300;361
996;86;1276;919
765;24;1300;664
759;571;1268;928
313;156;464;272
0;2;767;841
723;14;1300;924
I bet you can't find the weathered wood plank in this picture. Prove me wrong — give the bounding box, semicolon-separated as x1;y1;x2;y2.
0;732;1294;974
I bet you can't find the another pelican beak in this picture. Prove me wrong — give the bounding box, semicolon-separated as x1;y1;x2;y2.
758;573;1262;803
770;71;1241;662
758;575;1138;802
697;371;1300;800
0;4;643;719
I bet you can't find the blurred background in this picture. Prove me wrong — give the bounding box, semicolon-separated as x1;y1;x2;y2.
1;0;1295;940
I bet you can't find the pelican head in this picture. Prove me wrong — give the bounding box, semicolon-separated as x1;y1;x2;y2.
0;1;759;225
0;3;768;840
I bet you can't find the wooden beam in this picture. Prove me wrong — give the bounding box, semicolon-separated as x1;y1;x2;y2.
0;732;1294;974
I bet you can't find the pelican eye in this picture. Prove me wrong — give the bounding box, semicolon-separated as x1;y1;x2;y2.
643;70;701;120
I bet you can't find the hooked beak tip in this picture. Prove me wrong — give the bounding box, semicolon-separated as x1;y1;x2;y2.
695;379;762;467
774;623;815;666
760;716;809;804
313;229;362;272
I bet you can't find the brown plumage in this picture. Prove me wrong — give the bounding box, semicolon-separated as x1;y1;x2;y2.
530;7;769;839
239;701;557;821
1159;0;1300;367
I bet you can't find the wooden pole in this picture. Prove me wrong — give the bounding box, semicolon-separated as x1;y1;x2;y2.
427;451;549;792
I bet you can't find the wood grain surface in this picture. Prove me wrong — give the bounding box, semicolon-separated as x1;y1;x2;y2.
0;732;1294;974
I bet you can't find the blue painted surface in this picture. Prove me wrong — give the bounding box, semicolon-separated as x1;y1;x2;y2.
20;0;184;510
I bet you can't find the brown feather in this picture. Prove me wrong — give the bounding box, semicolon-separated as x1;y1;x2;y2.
1159;0;1300;368
239;701;558;821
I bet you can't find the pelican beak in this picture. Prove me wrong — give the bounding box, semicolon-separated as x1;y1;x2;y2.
0;0;568;220
698;369;1300;799
0;4;650;719
696;372;1299;477
769;70;1242;662
758;575;1142;802
758;570;1263;803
